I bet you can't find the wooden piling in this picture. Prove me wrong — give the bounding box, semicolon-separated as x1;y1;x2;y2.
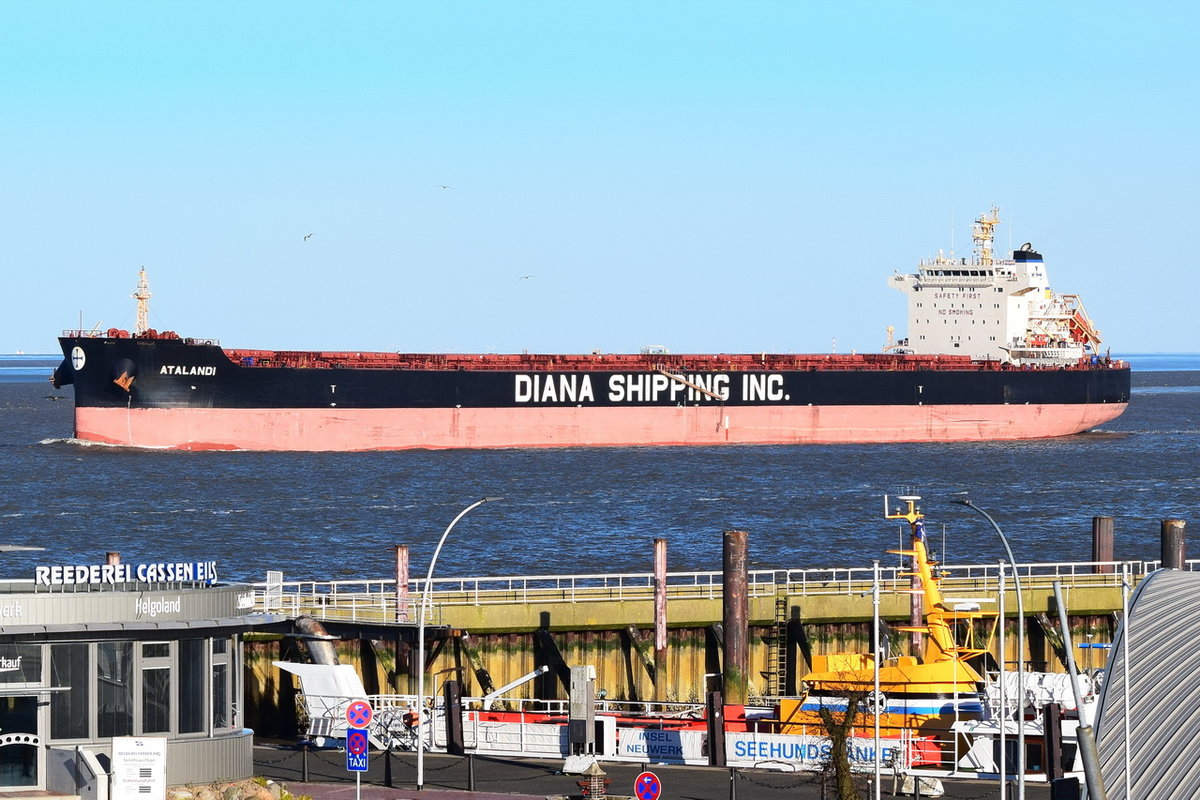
722;530;749;705
1161;519;1187;569
654;537;667;704
394;545;410;622
1092;517;1114;574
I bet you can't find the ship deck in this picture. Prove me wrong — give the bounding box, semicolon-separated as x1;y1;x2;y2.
220;348;1122;373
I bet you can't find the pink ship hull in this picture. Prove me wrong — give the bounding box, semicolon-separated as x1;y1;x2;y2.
74;402;1130;452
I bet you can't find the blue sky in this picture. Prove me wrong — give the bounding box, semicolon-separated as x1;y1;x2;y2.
2;1;1195;355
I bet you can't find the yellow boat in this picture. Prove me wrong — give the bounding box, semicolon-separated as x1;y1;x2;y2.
781;496;990;766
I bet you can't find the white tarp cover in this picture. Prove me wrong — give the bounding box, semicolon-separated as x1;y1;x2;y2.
275;661;369;737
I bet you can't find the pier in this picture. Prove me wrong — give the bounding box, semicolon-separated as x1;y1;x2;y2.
245;517;1193;739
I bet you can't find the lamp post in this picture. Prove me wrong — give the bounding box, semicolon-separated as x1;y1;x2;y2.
417;497;501;791
951;496;1025;800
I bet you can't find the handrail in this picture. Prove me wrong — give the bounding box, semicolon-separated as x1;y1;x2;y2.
252;558;1195;618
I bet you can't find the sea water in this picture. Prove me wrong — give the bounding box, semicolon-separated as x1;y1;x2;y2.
1;354;1196;584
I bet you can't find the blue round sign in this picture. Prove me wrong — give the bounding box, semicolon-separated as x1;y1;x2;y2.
635;771;661;800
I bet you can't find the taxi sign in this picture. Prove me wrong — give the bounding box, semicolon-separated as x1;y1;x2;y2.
345;728;369;772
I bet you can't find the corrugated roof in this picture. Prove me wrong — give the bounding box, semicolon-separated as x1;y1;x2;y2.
1093;569;1200;799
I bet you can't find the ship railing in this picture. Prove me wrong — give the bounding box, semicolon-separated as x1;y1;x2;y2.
252;558;1192;620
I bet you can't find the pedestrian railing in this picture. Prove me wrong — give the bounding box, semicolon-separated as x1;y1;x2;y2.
250;558;1194;623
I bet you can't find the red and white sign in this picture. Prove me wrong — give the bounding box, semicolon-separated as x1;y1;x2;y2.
345;699;373;728
634;771;661;800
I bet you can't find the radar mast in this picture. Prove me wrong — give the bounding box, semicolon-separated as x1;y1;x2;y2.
971;206;1001;266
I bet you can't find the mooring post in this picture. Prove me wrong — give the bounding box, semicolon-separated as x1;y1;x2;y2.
1161;519;1187;568
706;689;726;766
1091;516;1114;574
722;530;749;706
394;544;410;622
654;537;668;704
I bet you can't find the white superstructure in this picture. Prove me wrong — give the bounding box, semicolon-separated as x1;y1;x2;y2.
888;208;1103;366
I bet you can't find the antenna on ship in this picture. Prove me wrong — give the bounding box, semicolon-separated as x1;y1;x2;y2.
971;206;1001;266
132;266;151;335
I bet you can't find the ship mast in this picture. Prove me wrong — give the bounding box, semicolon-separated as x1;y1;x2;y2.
132;267;151;335
971;206;1001;266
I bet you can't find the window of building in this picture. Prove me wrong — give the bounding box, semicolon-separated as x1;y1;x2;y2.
0;644;41;686
212;637;232;729
212;663;229;729
179;639;206;734
98;642;133;738
141;642;171;734
49;643;89;740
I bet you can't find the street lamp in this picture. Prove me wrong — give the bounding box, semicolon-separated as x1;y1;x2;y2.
417;496;502;790
951;495;1025;800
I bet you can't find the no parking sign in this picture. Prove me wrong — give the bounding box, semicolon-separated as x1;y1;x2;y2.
346;699;374;728
634;771;661;800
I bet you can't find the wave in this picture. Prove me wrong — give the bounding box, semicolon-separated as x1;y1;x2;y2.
38;437;174;450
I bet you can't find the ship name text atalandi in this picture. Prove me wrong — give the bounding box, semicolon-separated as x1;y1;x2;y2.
160;364;218;376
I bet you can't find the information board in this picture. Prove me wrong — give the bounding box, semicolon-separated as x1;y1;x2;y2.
112;737;167;800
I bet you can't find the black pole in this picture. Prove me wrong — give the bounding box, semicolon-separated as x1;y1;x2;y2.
728;767;737;800
301;742;309;783
468;754;476;791
384;743;393;788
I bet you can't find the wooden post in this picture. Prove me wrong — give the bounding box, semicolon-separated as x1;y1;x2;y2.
722;530;749;706
394;545;410;622
1161;519;1187;569
1091;516;1114;574
654;537;667;704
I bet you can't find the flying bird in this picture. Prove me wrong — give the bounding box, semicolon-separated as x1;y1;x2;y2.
304;233;315;241
520;275;535;280
437;185;453;190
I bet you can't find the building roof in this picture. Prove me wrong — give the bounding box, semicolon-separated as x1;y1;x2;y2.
1093;568;1200;799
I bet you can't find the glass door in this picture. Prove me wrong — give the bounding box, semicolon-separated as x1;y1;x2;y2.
0;695;39;787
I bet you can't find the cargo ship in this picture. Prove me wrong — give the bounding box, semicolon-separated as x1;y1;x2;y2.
52;209;1130;451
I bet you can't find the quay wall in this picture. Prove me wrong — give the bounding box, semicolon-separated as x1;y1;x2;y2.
244;577;1131;737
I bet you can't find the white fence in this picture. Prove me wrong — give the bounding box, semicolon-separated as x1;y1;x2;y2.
252;559;1193;622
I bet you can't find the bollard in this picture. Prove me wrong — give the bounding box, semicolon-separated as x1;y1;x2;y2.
1161;519;1187;569
384;743;392;788
581;761;607;800
728;767;737;800
301;741;309;783
468;754;475;792
1092;516;1114;573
